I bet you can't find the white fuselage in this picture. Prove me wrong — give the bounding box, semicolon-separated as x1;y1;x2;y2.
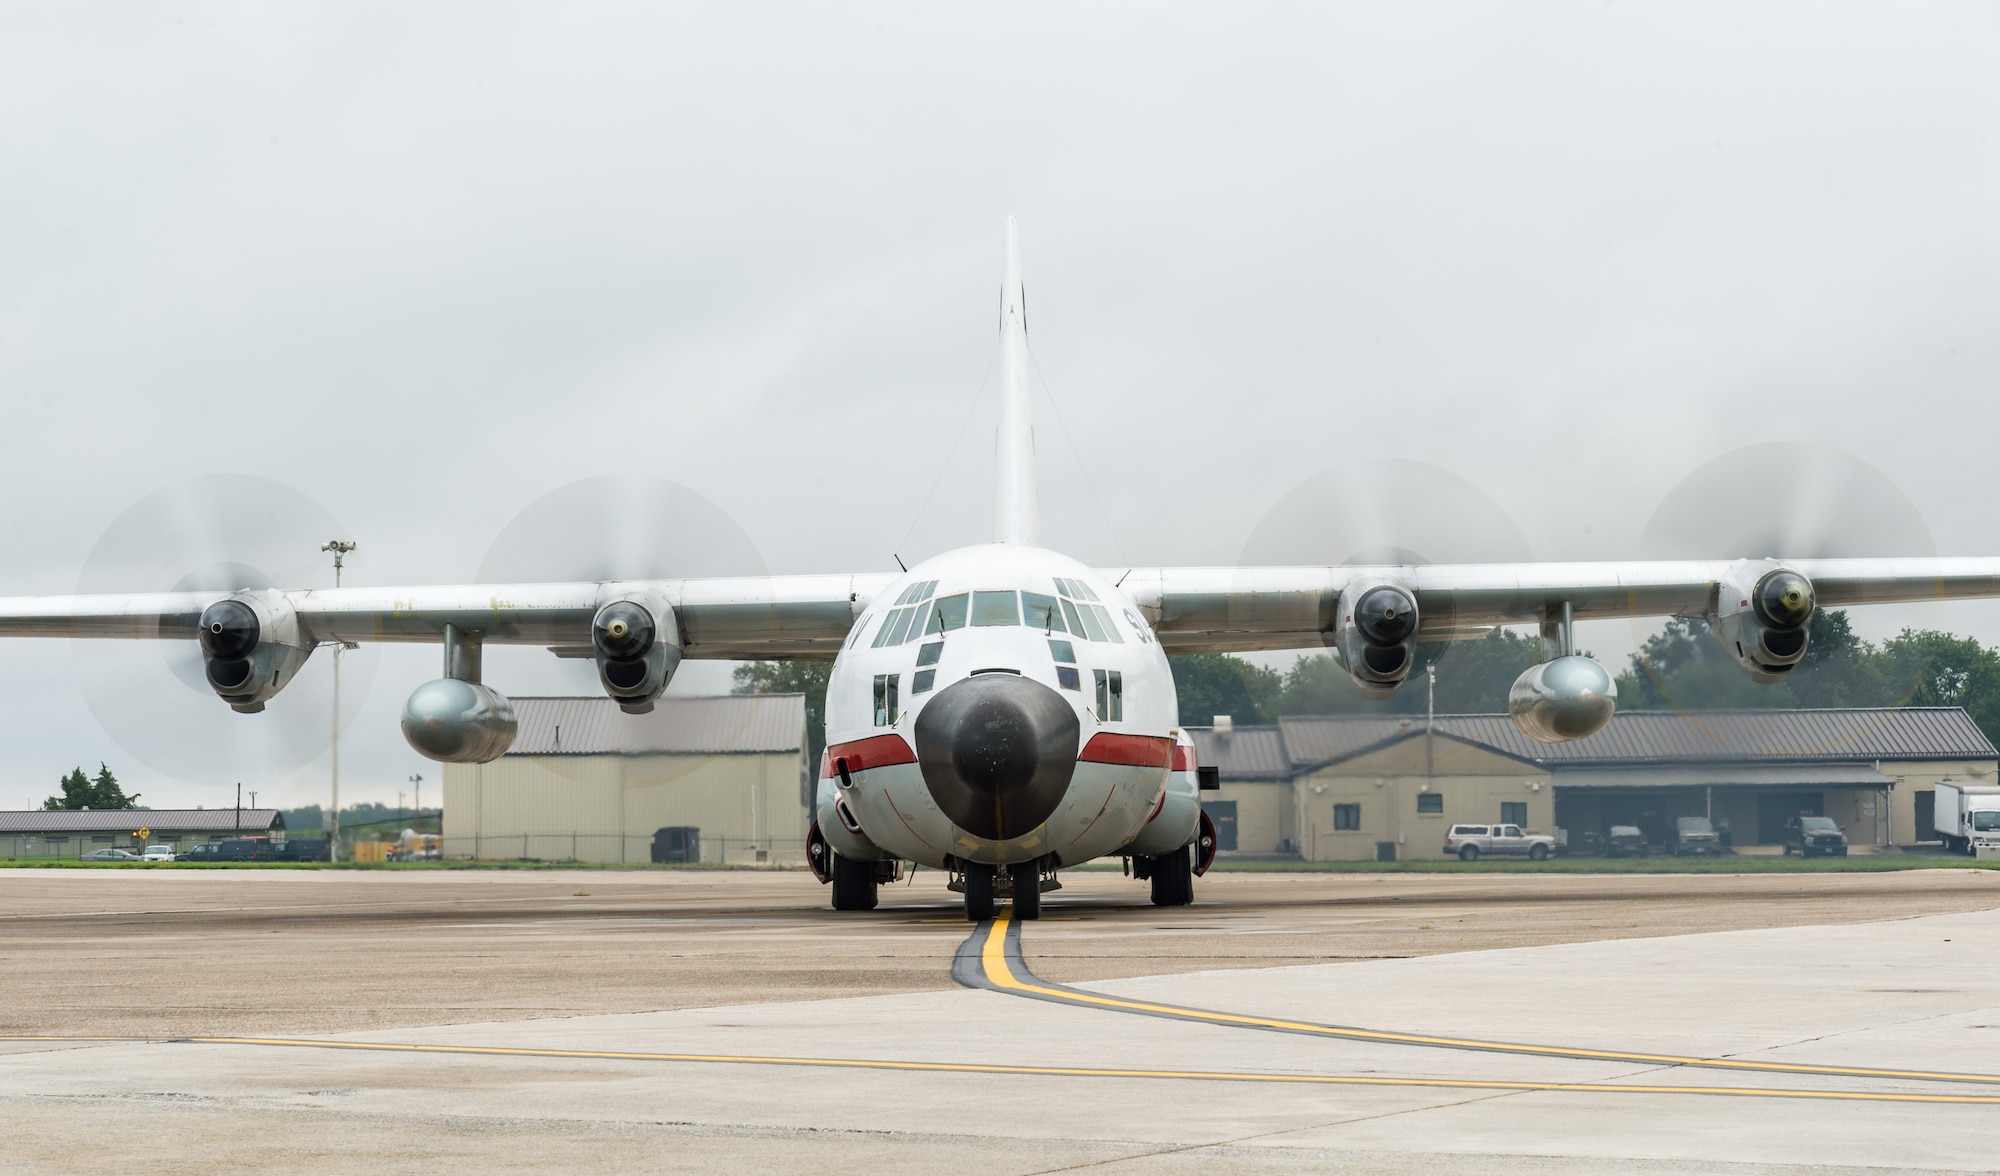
815;544;1196;870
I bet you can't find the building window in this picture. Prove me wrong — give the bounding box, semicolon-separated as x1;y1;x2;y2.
1094;669;1123;721
1334;803;1361;830
1416;792;1443;814
873;674;900;726
1500;801;1527;826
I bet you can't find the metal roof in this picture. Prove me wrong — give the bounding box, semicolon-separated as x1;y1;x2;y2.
1279;708;1998;773
0;809;285;834
1552;764;1896;790
1186;725;1292;780
508;694;807;756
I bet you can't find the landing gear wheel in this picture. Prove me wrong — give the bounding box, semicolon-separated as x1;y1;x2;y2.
1150;845;1194;906
830;852;878;911
1009;860;1042;920
963;863;996;921
1458;845;1479;862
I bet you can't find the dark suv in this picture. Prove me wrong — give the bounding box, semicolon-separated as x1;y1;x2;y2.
1783;816;1848;858
185;838;277;862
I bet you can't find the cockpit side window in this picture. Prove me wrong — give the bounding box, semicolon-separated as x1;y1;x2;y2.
930;593;968;632
1022;592;1064;633
971;590;1020;627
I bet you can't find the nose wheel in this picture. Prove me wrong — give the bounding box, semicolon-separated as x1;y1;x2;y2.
1009;860;1041;920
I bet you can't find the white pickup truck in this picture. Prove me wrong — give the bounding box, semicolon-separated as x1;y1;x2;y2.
1443;823;1556;862
1933;781;2000;855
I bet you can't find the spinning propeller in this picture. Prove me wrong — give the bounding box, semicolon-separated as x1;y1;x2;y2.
72;474;376;787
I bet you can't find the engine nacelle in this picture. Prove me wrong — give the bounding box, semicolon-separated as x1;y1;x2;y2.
196;591;314;713
592;595;681;714
1708;561;1815;682
1331;581;1419;698
1509;655;1618;743
401;678;519;764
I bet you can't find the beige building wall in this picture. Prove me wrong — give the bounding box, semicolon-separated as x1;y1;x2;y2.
443;750;810;864
1294;736;1552;862
1878;759;1997;845
1207;780;1294;854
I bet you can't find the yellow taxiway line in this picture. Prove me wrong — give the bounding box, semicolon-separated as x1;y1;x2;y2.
966;912;2000;1088
123;1037;2000;1105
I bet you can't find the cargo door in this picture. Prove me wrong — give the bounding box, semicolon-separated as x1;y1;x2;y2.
1914;790;1936;842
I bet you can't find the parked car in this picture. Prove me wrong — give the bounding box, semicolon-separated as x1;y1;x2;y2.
141;845;176;862
1443;824;1556;861
1667;816;1722;856
1783;815;1849;857
1604;825;1649;858
79;847;141;862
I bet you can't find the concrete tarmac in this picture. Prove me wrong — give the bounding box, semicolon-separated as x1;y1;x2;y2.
5;867;2000;1172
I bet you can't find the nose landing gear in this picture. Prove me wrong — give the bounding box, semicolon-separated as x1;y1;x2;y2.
949;857;1056;921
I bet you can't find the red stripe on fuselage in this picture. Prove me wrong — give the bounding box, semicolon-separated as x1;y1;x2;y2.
1078;732;1174;769
826;733;917;775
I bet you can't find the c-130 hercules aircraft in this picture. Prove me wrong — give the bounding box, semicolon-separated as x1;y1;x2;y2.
11;219;2000;921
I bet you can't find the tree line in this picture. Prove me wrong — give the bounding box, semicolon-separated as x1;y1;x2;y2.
41;763;138;810
1168;611;2000;751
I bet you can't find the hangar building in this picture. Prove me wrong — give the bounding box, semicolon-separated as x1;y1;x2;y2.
1191;708;1998;862
0;808;285;859
442;694;810;864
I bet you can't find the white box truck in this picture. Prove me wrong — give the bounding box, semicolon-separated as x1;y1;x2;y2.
1932;781;2000;855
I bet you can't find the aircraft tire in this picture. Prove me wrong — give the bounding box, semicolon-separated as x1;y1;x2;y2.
1149;845;1193;906
963;863;996;921
830;852;878;911
1010;860;1042;919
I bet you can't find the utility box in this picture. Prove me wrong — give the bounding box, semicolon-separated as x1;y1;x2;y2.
651;826;701;864
1978;844;2000;861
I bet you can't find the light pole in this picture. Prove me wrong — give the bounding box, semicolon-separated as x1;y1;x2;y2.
410;772;424;831
323;540;356;862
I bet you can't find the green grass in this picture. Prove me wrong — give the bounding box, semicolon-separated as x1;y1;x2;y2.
8;855;1993;875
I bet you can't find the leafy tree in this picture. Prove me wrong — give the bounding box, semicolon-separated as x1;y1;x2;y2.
733;660;833;770
1169;654;1280;726
1267;629;1541;718
41;763;139;810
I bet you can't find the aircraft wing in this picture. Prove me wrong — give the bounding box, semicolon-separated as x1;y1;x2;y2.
1121;557;2000;654
0;573;900;660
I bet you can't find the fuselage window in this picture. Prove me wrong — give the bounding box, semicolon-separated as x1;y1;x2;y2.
971;590;1020;627
916;641;944;667
931;593;969;632
912;668;936;694
873;674;900;726
1088;603;1122;643
1049;638;1079;690
1061;577;1100;603
1021;591;1065;633
886;608;917;646
1093;669;1123;721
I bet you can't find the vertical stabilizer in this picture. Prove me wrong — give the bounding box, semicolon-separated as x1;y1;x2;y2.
995;217;1040;545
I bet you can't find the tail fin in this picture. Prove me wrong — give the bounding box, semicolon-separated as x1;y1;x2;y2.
994;216;1039;545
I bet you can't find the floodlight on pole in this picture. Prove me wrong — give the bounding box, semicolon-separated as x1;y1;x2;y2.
322;540;356;862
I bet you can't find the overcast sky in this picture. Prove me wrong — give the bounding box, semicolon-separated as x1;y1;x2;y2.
4;2;1999;811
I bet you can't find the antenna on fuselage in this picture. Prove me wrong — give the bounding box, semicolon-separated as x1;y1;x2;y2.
995;216;1039;545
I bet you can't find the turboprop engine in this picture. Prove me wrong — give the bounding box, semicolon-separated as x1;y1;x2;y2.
196;591;314;713
1708;561;1815;682
1332;582;1419;698
592;596;681;714
402;625;518;764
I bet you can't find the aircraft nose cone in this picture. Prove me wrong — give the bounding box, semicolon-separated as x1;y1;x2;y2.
914;673;1080;842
